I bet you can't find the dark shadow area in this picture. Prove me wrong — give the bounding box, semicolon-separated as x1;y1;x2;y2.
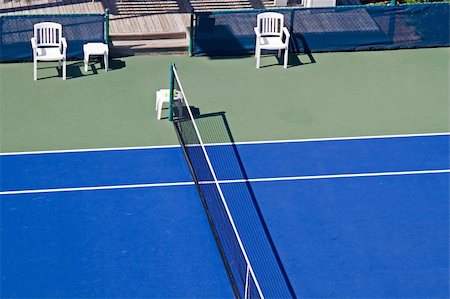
287;52;315;67
88;63;100;75
193;16;251;58
159;105;200;120
255;49;315;68
288;19;317;65
108;59;126;70
78;58;126;75
175;0;193;13
36;58;125;80
172;107;296;297
248;0;266;9
65;62;85;78
36;61;89;80
192;9;313;67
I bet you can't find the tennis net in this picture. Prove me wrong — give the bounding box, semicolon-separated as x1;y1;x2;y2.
169;64;264;298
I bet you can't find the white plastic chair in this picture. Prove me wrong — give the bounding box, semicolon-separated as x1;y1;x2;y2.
31;22;67;80
254;12;290;69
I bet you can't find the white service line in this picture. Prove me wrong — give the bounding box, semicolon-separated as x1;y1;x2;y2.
206;132;450;147
212;169;450;184
2;169;448;196
0;181;194;196
1;132;448;156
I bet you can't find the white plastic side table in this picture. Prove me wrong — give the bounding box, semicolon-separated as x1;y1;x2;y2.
83;43;109;72
156;89;182;120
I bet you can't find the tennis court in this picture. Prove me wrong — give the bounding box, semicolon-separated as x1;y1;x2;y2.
1;47;449;298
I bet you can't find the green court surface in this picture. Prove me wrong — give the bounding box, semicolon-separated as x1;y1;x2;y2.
0;47;448;152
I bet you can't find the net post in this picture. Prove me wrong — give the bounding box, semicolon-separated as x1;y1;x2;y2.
168;63;175;121
104;9;110;44
189;12;195;56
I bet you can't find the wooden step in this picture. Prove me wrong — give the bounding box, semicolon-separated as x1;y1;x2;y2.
115;0;181;14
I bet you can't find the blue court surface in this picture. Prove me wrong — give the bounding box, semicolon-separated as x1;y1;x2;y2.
1;133;449;298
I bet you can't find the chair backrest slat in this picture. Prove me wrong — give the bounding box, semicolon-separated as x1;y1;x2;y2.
34;22;62;47
257;12;284;37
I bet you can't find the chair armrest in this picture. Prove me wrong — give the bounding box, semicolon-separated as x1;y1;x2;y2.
282;27;290;39
61;37;67;56
31;37;37;50
254;27;261;37
282;27;290;45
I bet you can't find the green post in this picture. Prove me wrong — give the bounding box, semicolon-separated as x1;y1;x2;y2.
189;13;194;56
104;9;110;44
168;63;175;121
390;0;396;5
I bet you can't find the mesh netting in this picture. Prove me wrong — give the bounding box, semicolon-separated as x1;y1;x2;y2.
0;14;105;62
193;3;450;55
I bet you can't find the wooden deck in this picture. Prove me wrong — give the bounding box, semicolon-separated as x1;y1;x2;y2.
0;0;303;35
0;0;190;35
108;12;189;35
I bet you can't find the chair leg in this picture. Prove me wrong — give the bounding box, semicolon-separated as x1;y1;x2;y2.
278;49;282;58
84;53;89;72
33;59;37;81
284;48;288;68
256;48;261;69
62;59;66;80
157;100;163;120
104;53;109;71
155;92;159;111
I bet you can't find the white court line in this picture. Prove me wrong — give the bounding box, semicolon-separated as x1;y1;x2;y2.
1;132;449;156
213;169;450;185
0;181;194;196
207;132;450;147
2;169;449;196
0;144;181;156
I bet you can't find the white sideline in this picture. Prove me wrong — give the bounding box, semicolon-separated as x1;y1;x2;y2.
2;169;448;196
213;169;450;185
1;132;449;156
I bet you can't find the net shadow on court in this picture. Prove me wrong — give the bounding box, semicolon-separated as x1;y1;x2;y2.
198;110;296;297
174;107;296;297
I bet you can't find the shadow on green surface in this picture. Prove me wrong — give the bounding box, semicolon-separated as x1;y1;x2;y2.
49;59;126;79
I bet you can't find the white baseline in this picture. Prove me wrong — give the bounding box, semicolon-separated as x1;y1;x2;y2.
1;132;449;156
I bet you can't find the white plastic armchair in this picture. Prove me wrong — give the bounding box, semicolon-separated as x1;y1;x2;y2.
254;12;290;69
31;22;67;80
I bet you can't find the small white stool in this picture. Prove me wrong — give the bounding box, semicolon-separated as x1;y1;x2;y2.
156;89;181;120
83;43;109;72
